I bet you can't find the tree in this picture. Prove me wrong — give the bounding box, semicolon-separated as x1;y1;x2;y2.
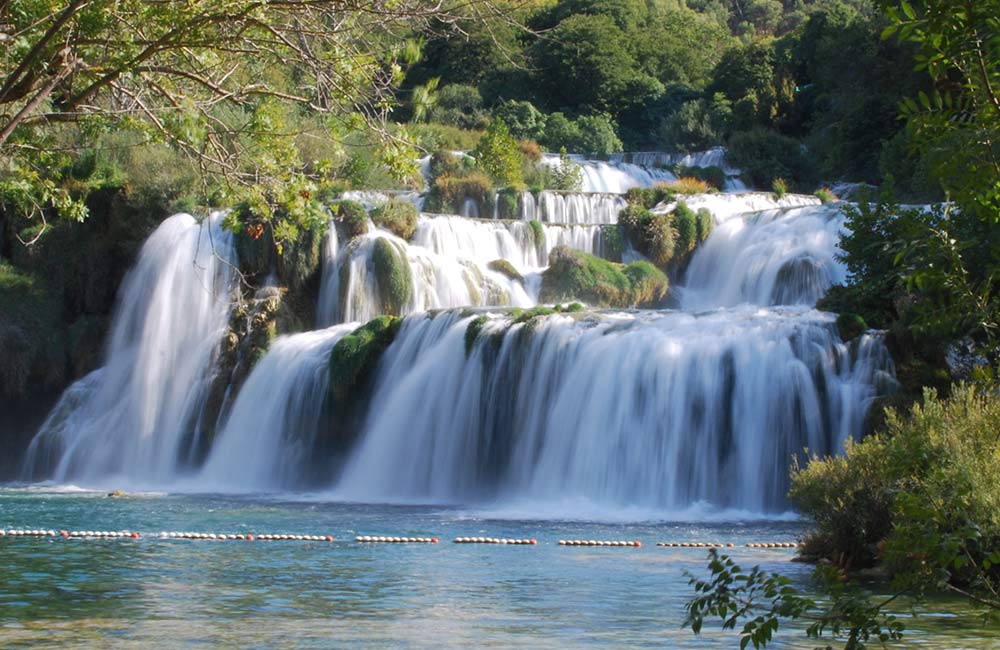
0;1;518;244
472;117;523;187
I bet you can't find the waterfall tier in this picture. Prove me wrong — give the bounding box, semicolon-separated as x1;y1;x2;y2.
23;213;236;485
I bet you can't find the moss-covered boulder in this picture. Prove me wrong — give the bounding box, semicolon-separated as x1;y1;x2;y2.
328;315;403;413
539;246;668;308
331;199;368;241
619;204;676;267
487;259;524;283
371;237;412;316
371;200;418;241
836;312;868;342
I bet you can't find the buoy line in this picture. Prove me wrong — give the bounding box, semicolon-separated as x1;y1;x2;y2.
557;540;642;547
1;528;799;549
453;537;537;545
356;536;438;543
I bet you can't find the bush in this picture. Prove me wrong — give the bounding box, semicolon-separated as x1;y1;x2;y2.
600;224;624;262
496;188;520;220
371;237;412;315
727;128;817;190
371;200;418;241
672;203;698;256
619;204;676;267
425;171;494;215
495;100;547;141
815;187;838;204
665;177;712;195
696;208;714;243
836;312;868;341
675;165;727;191
331;199;368;240
429;84;490;130
791;384;1000;587
472;118;524;188
772;177;788;199
625;184;676;209
539;245;668;308
574;114;623;156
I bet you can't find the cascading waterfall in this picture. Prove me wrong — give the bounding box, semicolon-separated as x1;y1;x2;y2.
196;324;358;491
22;213;236;486
317;226;534;327
527;191;627;225
334;308;894;512
541;154;677;193
680;204;848;309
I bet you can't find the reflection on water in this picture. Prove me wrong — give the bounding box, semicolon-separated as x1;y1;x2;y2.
0;489;993;649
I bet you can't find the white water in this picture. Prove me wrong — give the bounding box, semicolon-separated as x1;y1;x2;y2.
23;213;236;485
197;324;358;491
334;307;893;512
681;203;847;309
523;191;627;225
541;154;676;194
318;226;534;326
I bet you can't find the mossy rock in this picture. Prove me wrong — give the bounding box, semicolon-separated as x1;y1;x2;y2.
527;219;545;250
464;315;490;357
328;315;403;413
487;259;524;283
331;200;368;240
496;187;520;220
672;203;698;256
695;208;714;243
371;200;418;241
539;246;668;308
599;224;624;263
371;237;412;316
836;312;868;342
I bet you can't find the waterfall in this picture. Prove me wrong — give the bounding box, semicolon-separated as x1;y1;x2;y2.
317;227;534;326
680;204;848;309
536;191;627;225
540;154;676;193
334;308;894;512
197;324;358;491
22;213;236;486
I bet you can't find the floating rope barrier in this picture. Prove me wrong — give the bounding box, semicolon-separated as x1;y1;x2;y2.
453;537;537;545
356;536;438;544
0;528;798;550
557;540;642;547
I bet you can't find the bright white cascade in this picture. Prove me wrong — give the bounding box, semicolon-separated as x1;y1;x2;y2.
317;225;534;327
521;191;628;225
680;203;848;309
334;307;894;512
197;324;358;491
23;213;236;486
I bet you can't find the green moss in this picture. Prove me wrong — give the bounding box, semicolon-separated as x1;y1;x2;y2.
331;200;368;240
371;237;412;316
487;259;524;283
465;315;490;356
528;219;545;249
815;188;838;204
672;203;698;256
328;315;403;411
836;312;868;342
425;171;494;215
496;187;520;220
696;208;714;243
599;224;624;262
539;245;668;308
625;186;677;209
371;200;418;241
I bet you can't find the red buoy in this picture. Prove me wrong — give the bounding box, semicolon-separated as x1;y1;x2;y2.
130;532;139;539
325;535;334;542
431;538;439;544
60;530;69;538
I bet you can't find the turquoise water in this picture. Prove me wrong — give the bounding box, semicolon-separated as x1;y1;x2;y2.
0;488;993;648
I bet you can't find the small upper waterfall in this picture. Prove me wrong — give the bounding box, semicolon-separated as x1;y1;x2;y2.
680;204;848;309
23;213;236;486
518;191;627;225
197;324;358;491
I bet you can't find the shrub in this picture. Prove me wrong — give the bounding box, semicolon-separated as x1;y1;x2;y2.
539;245;668;308
836;312;868;341
429;84;490;130
772;177;788;199
727;128;817;190
665;176;712;195
371;237;412;316
600;224;624;262
815;187;838;204
472;118;523;188
331;199;368;240
625;184;676;209
371;200;418;241
425;171;494;215
675;165;727;191
496;187;520;220
791;384;1000;587
495;100;547;141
